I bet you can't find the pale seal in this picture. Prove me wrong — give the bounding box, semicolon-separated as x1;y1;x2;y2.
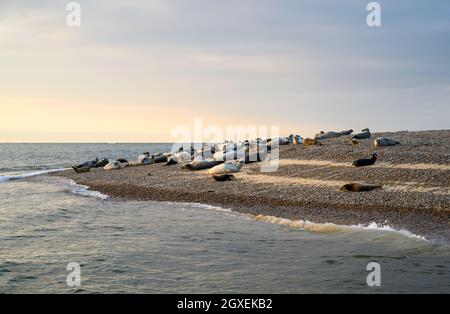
315;131;341;140
374;137;400;147
104;161;128;170
208;160;244;175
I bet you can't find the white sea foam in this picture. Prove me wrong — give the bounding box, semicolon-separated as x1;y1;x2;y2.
0;168;69;183
67;180;109;200
158;201;428;241
351;222;427;241
253;214;427;241
224;213;427;241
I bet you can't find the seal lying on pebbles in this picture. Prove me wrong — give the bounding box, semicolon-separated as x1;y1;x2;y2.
153;155;168;163
303;138;322;146
352;130;371;140
182;160;223;170
293;135;303;145
104;161;128;170
352;153;378;167
268;137;290;145
339;183;382;192
95;158;109;168
165;152;192;166
71;166;90;173
212;174;235;181
165;156;178;166
76;158;99;168
339;129;354;136
315;131;341;140
289;134;303;144
209;160;244;175
374;137;401;147
129;153;153;166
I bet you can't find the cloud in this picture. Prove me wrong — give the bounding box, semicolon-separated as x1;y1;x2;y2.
0;0;449;141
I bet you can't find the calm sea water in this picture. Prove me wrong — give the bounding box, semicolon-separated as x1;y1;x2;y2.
0;144;449;293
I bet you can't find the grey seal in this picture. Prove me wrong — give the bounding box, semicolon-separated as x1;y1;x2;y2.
352;153;378;167
340;183;382;192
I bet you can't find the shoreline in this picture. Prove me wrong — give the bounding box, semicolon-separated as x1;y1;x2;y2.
52;130;450;240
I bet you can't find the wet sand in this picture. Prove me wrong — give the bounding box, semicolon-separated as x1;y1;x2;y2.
52;130;450;240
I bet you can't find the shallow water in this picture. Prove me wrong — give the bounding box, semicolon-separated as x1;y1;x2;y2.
0;144;449;293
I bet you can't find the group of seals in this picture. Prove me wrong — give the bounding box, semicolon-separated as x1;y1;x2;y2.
72;157;109;173
314;129;354;140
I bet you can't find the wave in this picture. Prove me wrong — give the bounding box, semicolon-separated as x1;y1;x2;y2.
253;214;427;241
351;222;427;241
0;168;69;183
66;179;109;200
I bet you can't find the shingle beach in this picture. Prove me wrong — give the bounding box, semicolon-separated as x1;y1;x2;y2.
52;130;450;240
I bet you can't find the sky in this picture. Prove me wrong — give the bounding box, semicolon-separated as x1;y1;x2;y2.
0;0;449;142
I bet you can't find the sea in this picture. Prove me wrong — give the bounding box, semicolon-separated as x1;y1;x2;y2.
0;143;449;293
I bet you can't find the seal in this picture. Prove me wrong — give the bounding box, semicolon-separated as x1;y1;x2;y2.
182;160;223;170
153;155;168;163
165;156;178;166
315;131;341;140
95;158;109;168
374;137;401;147
352;130;371;140
71;166;90;173
268;137;290;145
339;183;382;192
352;153;378;167
339;129;354;136
209;160;244;175
104;161;128;170
212;174;235;181
76;158;99;168
213;149;246;162
303;138;322;146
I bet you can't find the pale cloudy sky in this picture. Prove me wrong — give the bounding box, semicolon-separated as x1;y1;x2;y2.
1;0;449;142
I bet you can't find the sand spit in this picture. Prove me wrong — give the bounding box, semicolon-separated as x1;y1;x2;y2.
52;130;450;240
